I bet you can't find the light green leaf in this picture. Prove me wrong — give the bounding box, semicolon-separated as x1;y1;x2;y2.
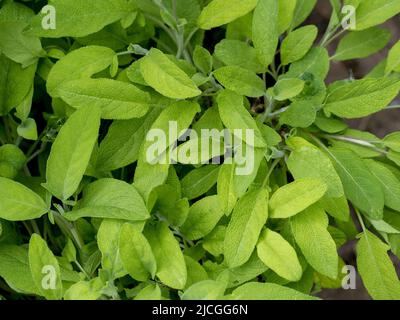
272;78;305;101
279;101;317;128
384;132;400;152
333;27;391;61
0;178;48;221
357;230;400;300
144;222;187;290
119;223;157;281
217;90;266;148
140;48;201;99
29;234;63;300
386;41;400;75
64;278;104;300
0;2;44;67
198;0;258;30
252;0;279;68
290;205;338;278
28;0;133;38
44;106;101;201
327;147;384;219
224;188;269;268
364;159;400;212
47;46;116;97
353;0;400;30
324;78;400;118
193;46;213;75
269;178;327;219
217;163;238;215
231;282;318;300
278;0;297;34
281;25;318;65
291;0;317;29
214;66;265;97
257;228;302;282
66;179;149;221
0;245;37;294
181;165;220;200
286;137;345;198
134;283;162;300
57;79;151;120
181;280;226;300
181;195;224;241
0;144;26;179
214;39;266;73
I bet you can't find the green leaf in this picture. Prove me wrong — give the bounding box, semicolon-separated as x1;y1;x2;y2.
252;0;279;68
214;66;265;97
0;2;44;67
97;108;161;172
290;205;338;278
97;220;126;280
119;223;157;281
0;55;37;116
181;165;220;200
57;79;151;120
224;188;269;268
181;195;224;241
364;159;400;212
28;0;133;38
181;280;226;300
281;25;318;65
327;147;384;219
217;163;238;215
278;0;297;34
0;245;37;294
144;222;187;290
140;48;201;99
0;144;26;179
357;230;400;300
198;0;258;30
384;132;400;152
214;39;266;73
17;118;38;141
333;27;391;61
386;41;400;75
29;234;63;300
269;178;327;219
193;46;213;75
64;278;104;300
66;179;149;221
324;78;400;118
43;106;101;201
0;177;48;221
272;78;305;101
353;0;400;31
280;100;317;128
257;228;302;281
231;282;318;300
47;46;116;97
291;0;317;29
217;90;266;148
284;47;330;80
286;137;345;198
134;283;162;300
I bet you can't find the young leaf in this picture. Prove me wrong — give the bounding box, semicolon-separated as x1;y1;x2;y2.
281;25;318;65
0;178;48;221
333;27;391;61
198;0;258;30
224;188;269;268
181;280;226;300
57;79;151;120
144;222;187;290
252;0;279;68
214;66;265;97
357;230;400;300
272;78;305;101
290;205;338;279
386;41;400;75
278;0;297;34
279;100;317;128
193;46;213;75
44;106;101;201
324;78;400;118
217;163;238;215
384;132;400;152
269;178;327;219
29;234;63;300
181;195;224;241
257;228;302;282
181;166;220;201
140;48;201;99
119;223;157;282
291;0;317;29
353;0;400;31
66;179;149;221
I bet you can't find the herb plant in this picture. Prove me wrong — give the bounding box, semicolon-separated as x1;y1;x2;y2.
1;0;400;301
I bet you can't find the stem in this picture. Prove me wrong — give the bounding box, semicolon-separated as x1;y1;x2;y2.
53;212;84;250
262;158;280;188
260;97;275;123
321;134;388;155
355;208;367;232
386;104;400;110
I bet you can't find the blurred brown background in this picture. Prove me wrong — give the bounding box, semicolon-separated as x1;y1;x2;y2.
308;1;399;300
